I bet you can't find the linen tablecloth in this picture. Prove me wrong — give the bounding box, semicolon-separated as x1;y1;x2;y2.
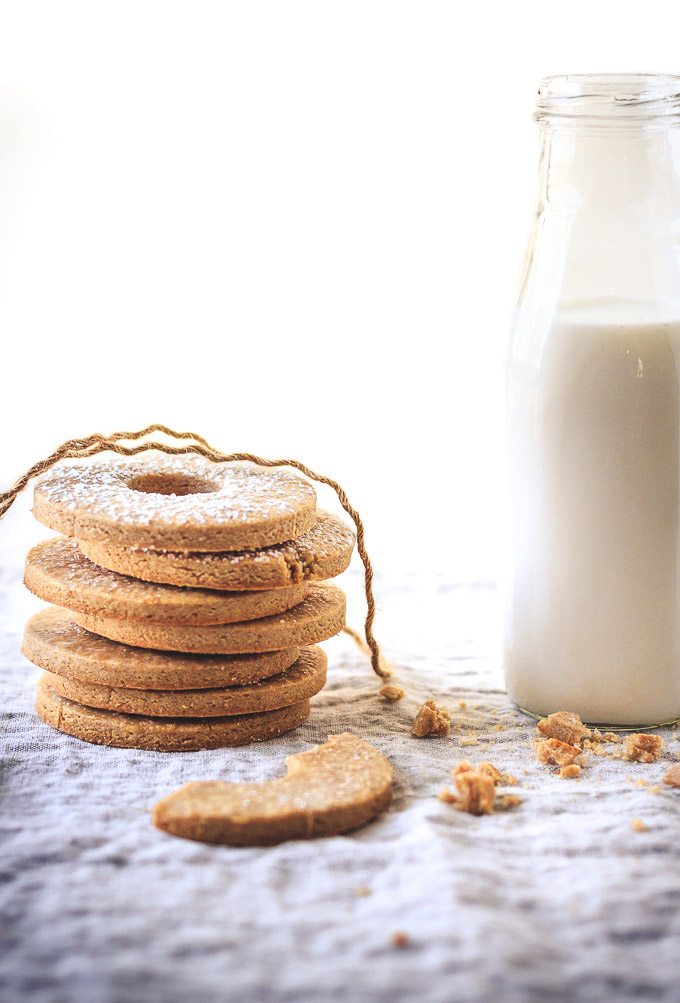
2;521;680;1002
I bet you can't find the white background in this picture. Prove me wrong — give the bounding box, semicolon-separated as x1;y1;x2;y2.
1;0;679;579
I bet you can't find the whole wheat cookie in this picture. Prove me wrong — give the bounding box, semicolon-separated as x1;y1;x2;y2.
153;732;393;844
36;674;311;751
39;646;327;717
23;608;299;689
34;456;317;551
72;582;346;654
78;511;355;591
25;537;308;625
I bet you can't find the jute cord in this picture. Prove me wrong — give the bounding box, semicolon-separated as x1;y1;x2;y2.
0;425;389;679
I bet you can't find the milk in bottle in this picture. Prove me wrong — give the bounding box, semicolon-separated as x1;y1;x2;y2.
505;76;680;725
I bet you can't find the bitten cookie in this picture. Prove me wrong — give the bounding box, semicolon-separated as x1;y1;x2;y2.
36;675;311;751
23;608;299;689
78;511;355;591
71;582;346;654
34;457;317;551
25;537;308;625
39;646;327;717
153;733;393;844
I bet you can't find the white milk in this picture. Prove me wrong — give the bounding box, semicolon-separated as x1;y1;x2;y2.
505;299;680;725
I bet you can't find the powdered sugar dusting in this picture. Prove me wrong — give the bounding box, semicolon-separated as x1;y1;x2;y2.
35;457;316;529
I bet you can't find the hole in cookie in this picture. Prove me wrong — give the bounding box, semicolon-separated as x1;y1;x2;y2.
127;473;220;497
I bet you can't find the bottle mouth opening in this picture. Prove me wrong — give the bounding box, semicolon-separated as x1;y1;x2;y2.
534;73;680;123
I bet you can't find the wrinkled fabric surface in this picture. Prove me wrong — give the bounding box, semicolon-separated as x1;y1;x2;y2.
2;532;680;1003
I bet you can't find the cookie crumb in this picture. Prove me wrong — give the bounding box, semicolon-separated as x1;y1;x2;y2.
624;734;663;764
602;732;621;743
452;759;502;786
411;700;451;738
500;794;522;809
380;684;405;702
559;764;581;779
535;738;581;767
663;764;680;787
646;785;662;795
452;759;475;778
454;771;496;815
391;931;409;948
459;736;479;747
354;884;371;897
477;762;503;784
458;699;467;709
582;740;610;756
631;817;649;833
536;711;591;747
442;760;502;815
633;778;648;788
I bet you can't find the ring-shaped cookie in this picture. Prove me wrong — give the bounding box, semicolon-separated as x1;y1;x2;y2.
78;511;355;591
25;537;309;625
37;647;327;718
23;608;300;689
34;457;317;552
36;676;311;751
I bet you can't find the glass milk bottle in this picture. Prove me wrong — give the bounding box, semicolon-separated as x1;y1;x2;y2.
505;74;680;726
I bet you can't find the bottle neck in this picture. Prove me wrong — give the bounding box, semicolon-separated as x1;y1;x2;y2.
539;122;680;213
516;76;680;318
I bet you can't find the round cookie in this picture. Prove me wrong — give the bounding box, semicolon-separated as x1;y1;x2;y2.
78;511;355;591
25;537;308;625
37;647;326;717
34;456;317;551
23;608;300;689
36;676;311;751
71;582;346;654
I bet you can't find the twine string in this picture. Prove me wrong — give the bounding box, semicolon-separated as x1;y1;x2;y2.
0;425;389;679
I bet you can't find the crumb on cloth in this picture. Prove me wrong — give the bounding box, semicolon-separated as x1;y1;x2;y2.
631;818;649;833
559;764;581;779
379;684;405;702
452;770;496;815
411;700;451;738
439;758;509;816
534;738;581;767
537;711;591;747
452;760;503;784
663;764;680;787
624;734;663;764
477;762;503;783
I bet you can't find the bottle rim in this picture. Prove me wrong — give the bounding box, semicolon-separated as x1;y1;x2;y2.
534;73;680;123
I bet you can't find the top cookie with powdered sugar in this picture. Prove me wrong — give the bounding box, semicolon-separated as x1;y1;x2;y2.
33;457;317;552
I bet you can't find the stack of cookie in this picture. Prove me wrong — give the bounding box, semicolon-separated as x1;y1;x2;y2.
21;456;353;751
